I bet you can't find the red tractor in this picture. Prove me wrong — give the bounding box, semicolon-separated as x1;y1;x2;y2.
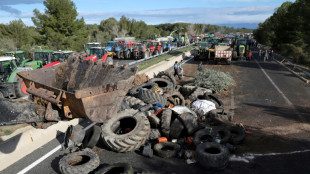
133;43;149;59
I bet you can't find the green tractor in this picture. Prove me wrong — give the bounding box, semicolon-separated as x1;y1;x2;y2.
193;41;213;61
24;50;53;69
5;51;30;67
233;38;249;60
0;56;32;98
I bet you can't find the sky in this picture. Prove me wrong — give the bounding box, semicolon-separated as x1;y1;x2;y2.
0;0;294;29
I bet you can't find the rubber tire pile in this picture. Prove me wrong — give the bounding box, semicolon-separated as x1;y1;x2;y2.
57;71;247;173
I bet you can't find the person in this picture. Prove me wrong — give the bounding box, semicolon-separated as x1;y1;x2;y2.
258;49;262;61
247;50;252;60
264;50;268;62
198;61;202;71
179;60;184;77
269;50;274;61
174;61;181;80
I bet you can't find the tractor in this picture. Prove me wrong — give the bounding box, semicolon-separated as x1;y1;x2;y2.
86;47;113;65
5;51;30;67
193;41;213;61
151;41;163;56
23;50;53;69
0;56;32;98
133;43;149;59
233;38;249;60
106;41;119;58
85;42;101;55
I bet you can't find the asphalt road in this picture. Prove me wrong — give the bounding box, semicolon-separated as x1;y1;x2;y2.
3;52;310;174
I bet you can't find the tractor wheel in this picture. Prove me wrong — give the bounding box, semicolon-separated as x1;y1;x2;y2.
160;48;163;54
0;91;3;98
154;50;159;56
124;50;130;59
15;78;28;98
137;89;167;106
142;52;146;59
116;51;122;59
155;71;176;89
105;56;113;65
233;51;237;59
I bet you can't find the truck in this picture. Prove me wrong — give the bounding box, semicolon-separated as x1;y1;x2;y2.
214;46;233;65
193;41;212;61
0;56;32;98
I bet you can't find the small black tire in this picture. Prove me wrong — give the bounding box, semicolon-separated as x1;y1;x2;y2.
137;89;167;106
196;142;229;170
169;118;184;139
217;128;231;144
148;78;174;92
59;148;100;174
128;82;158;96
101;109;151;152
167;91;185;106
155;71;177;89
188;88;206;101
83;125;101;148
203;93;224;109
160;109;172;137
94;163;134;174
154;142;181;158
194;128;216;146
228;126;246;145
148;128;161;140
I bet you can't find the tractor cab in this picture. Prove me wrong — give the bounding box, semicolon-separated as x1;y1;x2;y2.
34;50;53;65
86;47;113;65
0;57;17;82
86;42;101;55
5;51;28;67
106;41;119;52
52;50;74;62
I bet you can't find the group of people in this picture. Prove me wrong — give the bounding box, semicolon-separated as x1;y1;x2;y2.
258;49;274;61
173;60;184;80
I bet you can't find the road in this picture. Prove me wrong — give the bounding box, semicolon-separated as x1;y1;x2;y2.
2;50;310;174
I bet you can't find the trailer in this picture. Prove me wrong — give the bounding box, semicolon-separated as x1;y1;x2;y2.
214;46;233;65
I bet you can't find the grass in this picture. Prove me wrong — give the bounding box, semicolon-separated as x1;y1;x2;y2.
138;46;194;71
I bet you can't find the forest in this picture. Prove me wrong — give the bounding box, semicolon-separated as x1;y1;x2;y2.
254;0;310;66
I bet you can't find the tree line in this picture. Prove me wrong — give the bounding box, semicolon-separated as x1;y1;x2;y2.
0;0;253;57
254;0;310;66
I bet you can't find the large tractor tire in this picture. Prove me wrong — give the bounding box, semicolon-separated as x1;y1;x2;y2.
233;51;237;59
161;109;172;137
59;148;100;174
124;50;131;59
137;89;167;106
148;78;173;93
116;51;122;59
15;77;28;98
155;71;176;89
167;91;185;106
128;82;158;97
101;109;150;152
154;50;159;56
104;56;113;65
94;163;134;174
123;96;146;108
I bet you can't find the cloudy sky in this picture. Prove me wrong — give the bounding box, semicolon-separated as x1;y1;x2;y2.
0;0;293;28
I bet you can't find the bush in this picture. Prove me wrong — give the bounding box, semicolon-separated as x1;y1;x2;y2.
193;69;234;92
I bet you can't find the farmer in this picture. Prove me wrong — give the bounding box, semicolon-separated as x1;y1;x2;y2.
179;60;184;77
247;50;253;60
258;49;262;61
174;61;181;80
269;50;274;61
198;61;202;71
264;50;268;62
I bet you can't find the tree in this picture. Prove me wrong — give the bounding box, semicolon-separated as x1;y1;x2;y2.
32;0;86;51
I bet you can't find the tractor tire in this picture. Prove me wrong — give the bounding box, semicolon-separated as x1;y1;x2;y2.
160;48;163;54
154;50;159;56
128;82;158;97
194;128;216;146
177;112;198;135
142;51;146;58
196;142;229;170
104;56;113;65
169;118;184;139
0;91;4;98
155;71;176;89
59;148;100;174
123;96;146;108
188;88;207;101
83;125;101;148
101;109;150;152
94;163;134;174
148;78;173;93
124;50;131;59
148;128;161;140
161;109;172;137
233;51;237;59
228;126;246;145
15;78;28;98
167;91;185;106
137;89;167;106
217;128;231;144
204;93;224;109
154;142;181;158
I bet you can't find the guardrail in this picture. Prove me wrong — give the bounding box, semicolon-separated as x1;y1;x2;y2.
128;43;194;66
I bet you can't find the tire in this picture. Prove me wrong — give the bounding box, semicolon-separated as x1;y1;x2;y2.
128;82;158;96
123;96;146;108
169;118;184;139
104;56;113;65
59;148;100;174
188;88;206;101
177;112;198;135
83;125;101;148
194;128;216;146
116;51;122;59
217;128;231;144
233;51;237;59
137;89;167;106
124;50;130;59
15;78;28;98
167;91;185;106
101;109;150;152
0;91;4;98
196;142;229;170
142;51;146;58
154;50;158;56
155;71;176;89
154;142;181;158
94;163;134;174
160;109;172;137
228;126;246;145
119;101;131;111
148;128;161;140
148;78;173;92
202;93;224;109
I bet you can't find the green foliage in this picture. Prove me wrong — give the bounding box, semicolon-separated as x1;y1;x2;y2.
254;0;310;66
194;69;234;92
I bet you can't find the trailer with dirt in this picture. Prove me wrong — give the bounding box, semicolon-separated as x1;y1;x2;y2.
214;45;233;65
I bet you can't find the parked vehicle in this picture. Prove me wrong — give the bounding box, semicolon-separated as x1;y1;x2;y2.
213;46;233;65
5;51;29;67
132;43;149;59
86;47;113;65
105;41;119;58
194;41;212;61
233;38;249;60
85;42;101;55
151;41;163;55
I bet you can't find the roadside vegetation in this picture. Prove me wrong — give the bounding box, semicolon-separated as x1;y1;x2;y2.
0;0;252;57
193;69;234;92
254;0;310;67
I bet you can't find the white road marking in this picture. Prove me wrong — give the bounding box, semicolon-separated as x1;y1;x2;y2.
255;60;306;122
17;122;97;174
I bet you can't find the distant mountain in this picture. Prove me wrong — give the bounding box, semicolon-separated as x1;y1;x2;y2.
218;23;258;29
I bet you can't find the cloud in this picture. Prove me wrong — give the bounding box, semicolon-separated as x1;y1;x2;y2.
78;6;276;26
0;0;43;14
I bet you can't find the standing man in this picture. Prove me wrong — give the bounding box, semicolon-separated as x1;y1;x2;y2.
269;50;274;61
258;49;262;61
179;60;184;77
264;50;268;62
198;61;203;71
174;61;181;80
